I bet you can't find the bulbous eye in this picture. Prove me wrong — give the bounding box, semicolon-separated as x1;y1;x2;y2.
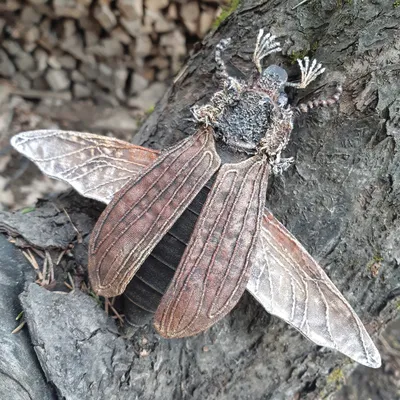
263;65;288;84
277;92;288;107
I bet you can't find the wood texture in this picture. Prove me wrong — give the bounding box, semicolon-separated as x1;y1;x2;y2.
3;1;399;398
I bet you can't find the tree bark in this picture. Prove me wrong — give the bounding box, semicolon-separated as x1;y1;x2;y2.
1;0;399;399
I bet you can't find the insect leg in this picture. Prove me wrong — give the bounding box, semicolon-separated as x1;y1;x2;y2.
192;38;243;126
271;157;294;175
253;28;282;73
191;90;228;125
286;56;325;89
215;38;243;90
215;38;232;82
297;84;343;113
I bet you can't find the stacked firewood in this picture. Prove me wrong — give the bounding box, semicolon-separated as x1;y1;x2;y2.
0;0;225;110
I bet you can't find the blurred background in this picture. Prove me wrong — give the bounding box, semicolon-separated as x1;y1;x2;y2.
0;0;226;210
0;1;398;399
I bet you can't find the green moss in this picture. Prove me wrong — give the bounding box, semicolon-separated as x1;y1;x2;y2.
145;105;155;115
289;41;318;64
319;367;346;398
366;252;383;277
289;49;308;65
337;0;352;6
326;368;345;385
136;106;155;129
311;41;319;52
213;0;241;28
88;289;104;306
21;206;35;214
394;0;400;7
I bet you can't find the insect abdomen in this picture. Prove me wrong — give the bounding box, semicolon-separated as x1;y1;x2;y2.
123;183;211;327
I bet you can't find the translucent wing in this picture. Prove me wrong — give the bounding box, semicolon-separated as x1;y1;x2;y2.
10;130;159;204
89;127;221;297
247;209;381;368
155;157;270;338
11;130;381;367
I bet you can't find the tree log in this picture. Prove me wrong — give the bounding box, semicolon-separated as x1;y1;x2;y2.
0;0;399;399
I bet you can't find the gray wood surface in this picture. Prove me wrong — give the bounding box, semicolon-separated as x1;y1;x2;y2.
0;236;55;400
0;1;399;399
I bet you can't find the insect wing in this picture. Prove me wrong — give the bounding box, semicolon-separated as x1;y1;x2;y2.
155;157;270;338
89;127;221;297
247;210;381;368
10;130;159;204
11;130;381;366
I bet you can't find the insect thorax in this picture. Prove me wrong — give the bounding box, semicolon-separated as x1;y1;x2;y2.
213;90;275;153
192;64;295;158
193;30;338;161
209;85;293;157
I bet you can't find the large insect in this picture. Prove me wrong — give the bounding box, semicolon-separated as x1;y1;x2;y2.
11;29;381;368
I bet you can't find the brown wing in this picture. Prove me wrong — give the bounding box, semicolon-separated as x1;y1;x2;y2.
10;130;159;204
246;209;381;368
89;127;221;297
154;156;270;338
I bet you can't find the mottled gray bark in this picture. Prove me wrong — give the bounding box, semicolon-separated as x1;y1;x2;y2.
134;1;400;396
0;235;55;400
0;0;399;399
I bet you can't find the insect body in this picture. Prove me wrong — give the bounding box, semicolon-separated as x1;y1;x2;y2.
11;28;380;368
152;30;338;338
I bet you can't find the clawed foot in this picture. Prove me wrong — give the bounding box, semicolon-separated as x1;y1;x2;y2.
298;57;325;88
253;28;282;73
191;104;218;126
287;56;325;89
271;157;294;175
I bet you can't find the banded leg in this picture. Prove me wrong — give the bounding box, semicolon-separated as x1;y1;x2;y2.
297;84;343;113
215;38;232;82
192;37;243;125
286;56;342;113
